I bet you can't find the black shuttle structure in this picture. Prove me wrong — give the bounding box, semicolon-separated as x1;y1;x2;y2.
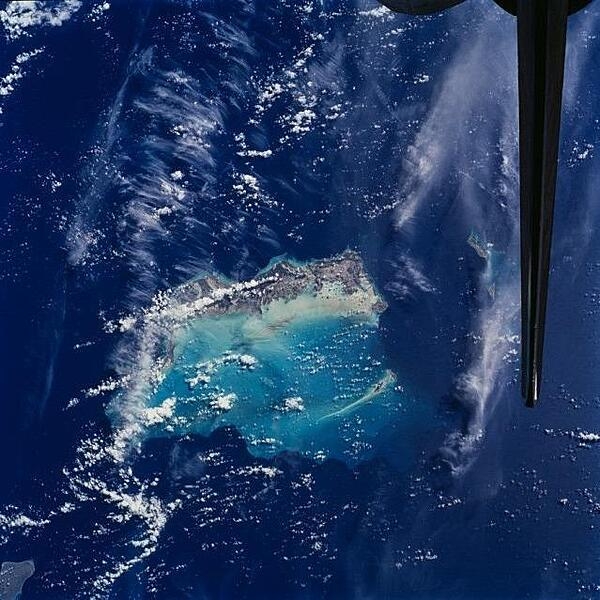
378;0;594;406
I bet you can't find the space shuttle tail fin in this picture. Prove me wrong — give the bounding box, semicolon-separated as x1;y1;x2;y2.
516;0;569;406
378;0;467;15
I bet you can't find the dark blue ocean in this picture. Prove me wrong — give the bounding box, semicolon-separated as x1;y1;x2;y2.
1;1;600;598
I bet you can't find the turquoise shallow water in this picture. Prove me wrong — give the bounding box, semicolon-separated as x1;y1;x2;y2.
147;305;428;464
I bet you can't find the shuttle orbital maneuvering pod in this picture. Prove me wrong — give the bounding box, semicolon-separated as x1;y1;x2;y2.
377;0;594;407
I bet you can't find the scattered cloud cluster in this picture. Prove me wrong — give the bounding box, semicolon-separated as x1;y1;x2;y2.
0;0;81;39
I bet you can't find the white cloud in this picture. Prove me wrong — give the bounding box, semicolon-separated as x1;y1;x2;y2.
0;0;82;40
385;254;437;300
0;48;43;107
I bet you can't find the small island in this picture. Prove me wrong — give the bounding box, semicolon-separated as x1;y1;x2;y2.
0;560;34;600
138;250;388;330
112;252;403;463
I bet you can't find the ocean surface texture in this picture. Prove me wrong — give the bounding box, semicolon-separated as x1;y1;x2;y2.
1;0;600;598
